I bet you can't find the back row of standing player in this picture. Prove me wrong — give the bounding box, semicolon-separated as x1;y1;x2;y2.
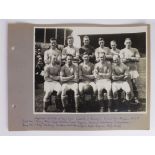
43;35;140;112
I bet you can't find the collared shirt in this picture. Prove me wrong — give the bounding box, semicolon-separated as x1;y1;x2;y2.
95;46;111;61
110;48;120;56
44;64;61;82
94;61;112;80
79;45;94;55
79;45;95;63
44;48;61;65
62;46;79;59
119;47;140;70
79;62;94;82
112;63;129;81
60;63;78;83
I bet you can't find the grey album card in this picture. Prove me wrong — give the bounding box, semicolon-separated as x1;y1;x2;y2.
8;23;150;131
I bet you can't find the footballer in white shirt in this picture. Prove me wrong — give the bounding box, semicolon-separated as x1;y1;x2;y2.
120;38;140;104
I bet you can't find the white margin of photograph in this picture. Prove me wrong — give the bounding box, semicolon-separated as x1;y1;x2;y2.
33;25;148;115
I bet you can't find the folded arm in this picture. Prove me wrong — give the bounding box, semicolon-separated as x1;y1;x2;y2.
60;75;74;82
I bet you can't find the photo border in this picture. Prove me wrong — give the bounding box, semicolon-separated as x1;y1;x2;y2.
33;24;150;115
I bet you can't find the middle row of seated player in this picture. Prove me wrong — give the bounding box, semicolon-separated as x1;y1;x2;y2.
43;52;131;112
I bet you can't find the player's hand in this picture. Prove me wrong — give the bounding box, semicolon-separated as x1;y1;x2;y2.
127;57;134;60
112;76;117;81
73;78;79;83
71;75;75;79
40;71;44;76
79;76;84;80
122;58;129;63
130;57;139;62
45;60;50;65
123;76;128;80
96;75;101;80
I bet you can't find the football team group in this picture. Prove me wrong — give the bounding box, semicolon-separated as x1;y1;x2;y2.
36;35;141;113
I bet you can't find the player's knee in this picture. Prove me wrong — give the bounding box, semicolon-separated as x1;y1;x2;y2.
106;89;112;97
93;88;97;95
113;90;118;97
74;89;79;96
43;93;50;102
107;88;111;94
83;85;93;94
107;94;112;100
92;85;97;94
125;86;131;94
79;89;83;94
45;90;51;97
61;89;67;96
126;91;131;95
57;90;62;96
43;98;50;102
132;78;137;83
79;85;84;94
98;94;103;101
98;88;103;95
98;88;103;96
61;86;68;96
126;91;131;100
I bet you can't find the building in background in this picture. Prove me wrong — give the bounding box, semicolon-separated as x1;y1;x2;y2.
35;27;146;57
35;28;73;53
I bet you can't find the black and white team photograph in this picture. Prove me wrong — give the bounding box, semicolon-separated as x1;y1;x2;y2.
34;26;147;113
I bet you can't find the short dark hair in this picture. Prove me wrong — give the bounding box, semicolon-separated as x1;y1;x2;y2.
67;35;73;40
82;52;89;56
50;37;56;42
110;40;116;44
113;54;120;60
98;37;104;42
125;38;131;42
99;52;105;57
66;54;73;58
83;35;89;40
